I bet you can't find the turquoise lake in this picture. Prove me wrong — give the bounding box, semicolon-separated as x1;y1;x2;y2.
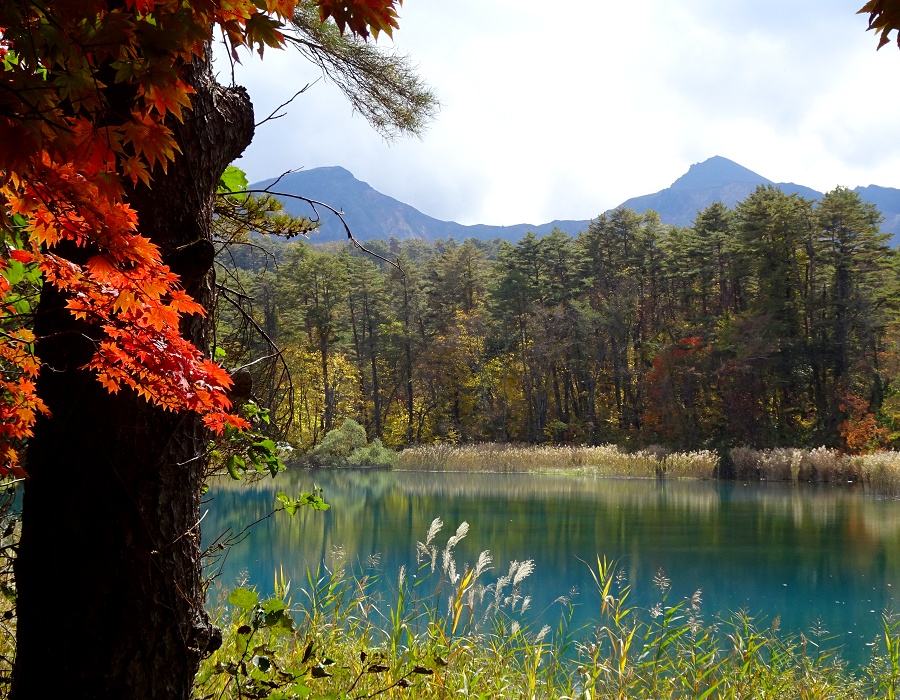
203;470;900;664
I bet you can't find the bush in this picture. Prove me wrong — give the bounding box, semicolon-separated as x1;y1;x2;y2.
348;438;398;468
308;420;398;468
312;419;368;461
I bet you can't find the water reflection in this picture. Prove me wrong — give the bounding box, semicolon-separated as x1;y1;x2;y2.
203;470;900;664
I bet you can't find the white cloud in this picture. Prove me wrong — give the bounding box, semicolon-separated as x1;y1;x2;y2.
224;0;900;226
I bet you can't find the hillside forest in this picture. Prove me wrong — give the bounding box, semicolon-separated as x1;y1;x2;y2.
219;184;900;455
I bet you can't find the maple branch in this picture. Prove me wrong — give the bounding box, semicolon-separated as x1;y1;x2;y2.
216;284;285;356
0;83;75;133
215;283;253;301
261;168;300;191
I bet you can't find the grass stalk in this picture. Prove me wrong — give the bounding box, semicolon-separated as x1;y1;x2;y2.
196;523;900;700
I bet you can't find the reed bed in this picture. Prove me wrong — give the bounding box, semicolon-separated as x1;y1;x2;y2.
398;443;718;479
196;518;900;700
396;443;900;495
730;447;900;496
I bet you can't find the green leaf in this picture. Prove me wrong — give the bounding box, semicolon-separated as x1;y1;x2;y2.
1;260;26;285
228;587;259;610
226;454;245;480
276;491;297;516
195;666;217;685
253;438;278;454
262;598;287;614
0;585;17;604
264;609;295;633
219;165;249;194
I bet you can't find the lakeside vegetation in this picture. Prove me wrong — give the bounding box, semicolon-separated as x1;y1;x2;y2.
195;518;900;699
276;413;900;496
284;419;900;497
220;185;900;459
395;443;900;496
397;442;714;478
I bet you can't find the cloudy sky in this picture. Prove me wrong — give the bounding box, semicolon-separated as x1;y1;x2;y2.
218;1;900;226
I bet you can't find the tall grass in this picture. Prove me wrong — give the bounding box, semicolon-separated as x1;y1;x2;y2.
195;520;900;699
398;443;718;479
730;447;900;496
396;443;900;496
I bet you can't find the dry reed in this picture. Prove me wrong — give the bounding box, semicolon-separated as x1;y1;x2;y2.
729;447;900;496
398;443;719;479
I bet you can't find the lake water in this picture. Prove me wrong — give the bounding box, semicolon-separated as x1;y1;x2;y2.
203;469;900;664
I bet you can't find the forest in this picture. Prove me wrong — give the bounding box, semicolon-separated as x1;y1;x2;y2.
218;183;900;455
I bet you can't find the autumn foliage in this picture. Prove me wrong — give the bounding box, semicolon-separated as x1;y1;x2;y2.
0;0;401;476
860;0;900;49
838;392;891;453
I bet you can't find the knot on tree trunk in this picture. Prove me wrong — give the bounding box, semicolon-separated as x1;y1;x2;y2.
190;619;223;659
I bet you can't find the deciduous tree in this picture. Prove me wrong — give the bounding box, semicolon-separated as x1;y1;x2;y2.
0;0;404;697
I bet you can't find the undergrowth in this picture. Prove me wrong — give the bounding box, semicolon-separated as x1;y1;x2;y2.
195;519;900;699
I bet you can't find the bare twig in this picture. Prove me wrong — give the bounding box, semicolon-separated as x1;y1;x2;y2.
221;188;403;271
255;82;319;127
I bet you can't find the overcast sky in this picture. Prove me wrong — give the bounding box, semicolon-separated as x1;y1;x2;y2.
218;1;900;226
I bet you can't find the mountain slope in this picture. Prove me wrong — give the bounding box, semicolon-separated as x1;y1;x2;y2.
254;167;585;243
853;185;900;235
619;156;822;227
254;158;900;245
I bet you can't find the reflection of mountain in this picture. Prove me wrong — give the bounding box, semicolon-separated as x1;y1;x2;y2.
255;157;900;245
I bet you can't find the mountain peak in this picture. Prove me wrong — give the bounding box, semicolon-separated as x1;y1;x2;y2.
256;159;900;247
670;156;772;191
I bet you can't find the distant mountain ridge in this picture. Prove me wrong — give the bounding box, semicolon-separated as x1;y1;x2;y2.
619;156;900;235
254;156;900;246
254;168;586;243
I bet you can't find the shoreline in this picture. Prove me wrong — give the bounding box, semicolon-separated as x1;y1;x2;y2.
393;442;900;497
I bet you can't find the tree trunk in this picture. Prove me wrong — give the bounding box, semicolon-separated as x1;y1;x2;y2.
367;300;382;439
12;54;254;700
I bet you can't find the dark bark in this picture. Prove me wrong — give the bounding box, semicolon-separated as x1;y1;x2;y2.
12;55;254;700
365;297;382;438
403;284;414;444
